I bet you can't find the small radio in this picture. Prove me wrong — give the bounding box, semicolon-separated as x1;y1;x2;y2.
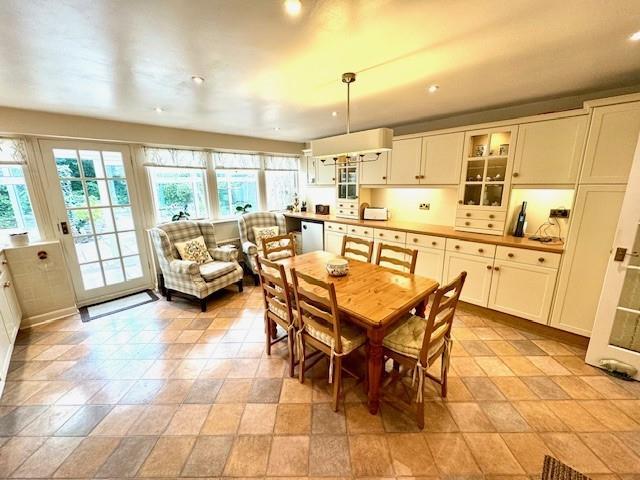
315;204;330;215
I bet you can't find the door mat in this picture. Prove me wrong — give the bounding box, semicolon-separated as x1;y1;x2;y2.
79;290;159;322
541;455;591;480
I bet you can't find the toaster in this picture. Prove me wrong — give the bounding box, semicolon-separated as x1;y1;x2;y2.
363;207;389;220
315;204;330;215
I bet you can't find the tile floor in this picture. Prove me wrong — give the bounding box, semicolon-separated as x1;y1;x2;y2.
1;283;640;479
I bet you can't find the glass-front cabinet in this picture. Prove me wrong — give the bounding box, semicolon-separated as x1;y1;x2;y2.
456;126;517;235
335;161;361;219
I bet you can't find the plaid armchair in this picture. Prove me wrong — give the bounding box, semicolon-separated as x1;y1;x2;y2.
238;212;287;281
149;220;244;311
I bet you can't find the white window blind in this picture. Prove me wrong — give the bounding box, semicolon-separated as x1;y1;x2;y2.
213;152;261;169
0;137;28;165
264;155;299;170
143;147;207;168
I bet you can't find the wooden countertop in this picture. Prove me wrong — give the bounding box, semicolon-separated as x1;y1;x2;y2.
284;212;564;253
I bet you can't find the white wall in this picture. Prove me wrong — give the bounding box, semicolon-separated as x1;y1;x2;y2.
507;188;575;238
369;187;458;225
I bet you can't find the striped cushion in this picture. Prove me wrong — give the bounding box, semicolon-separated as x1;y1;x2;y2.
383;314;445;359
304;321;366;354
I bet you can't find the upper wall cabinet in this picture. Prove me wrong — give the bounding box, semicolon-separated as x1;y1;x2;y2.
580;101;640;184
316;158;336;185
359;152;388;185
388;138;422;184
512;115;588;185
421;132;464;185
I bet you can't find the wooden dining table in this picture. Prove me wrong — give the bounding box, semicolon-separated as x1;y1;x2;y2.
277;250;439;414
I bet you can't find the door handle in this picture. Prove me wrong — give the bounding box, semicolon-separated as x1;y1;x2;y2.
60;222;69;235
614;247;639;262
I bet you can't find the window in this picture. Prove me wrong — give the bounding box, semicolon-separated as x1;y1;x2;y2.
214;152;260;218
149;167;208;222
0;138;38;245
264;155;299;211
144;147;209;222
215;170;259;217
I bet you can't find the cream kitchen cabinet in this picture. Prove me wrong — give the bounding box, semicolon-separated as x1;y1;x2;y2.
443;250;493;306
359;152;388;185
0;253;21;391
306;156;317;185
581;101;640;184
512;115;588;185
387;138;422;184
324;231;344;255
551;185;625;336
316;159;336;185
414;246;445;284
444;239;495;306
488;250;560;324
421;132;464;185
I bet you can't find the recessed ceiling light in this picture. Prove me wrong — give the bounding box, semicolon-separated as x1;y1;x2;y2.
191;75;205;85
427;84;440;93
331;111;338;117
630;30;640;41
284;0;302;16
274;127;281;131
154;106;164;113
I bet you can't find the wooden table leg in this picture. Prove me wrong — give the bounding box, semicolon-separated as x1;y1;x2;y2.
367;328;385;415
414;295;428;317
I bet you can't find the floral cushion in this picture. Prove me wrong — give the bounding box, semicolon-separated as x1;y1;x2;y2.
383;314;445;359
174;235;213;264
253;226;279;251
304;321;366;354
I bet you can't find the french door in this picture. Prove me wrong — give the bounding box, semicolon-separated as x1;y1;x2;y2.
40;140;152;305
586;133;640;379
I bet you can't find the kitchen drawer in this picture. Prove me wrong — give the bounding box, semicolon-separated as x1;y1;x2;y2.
496;246;561;269
455;218;505;233
337;200;357;210
374;228;406;243
446;238;496;258
407;233;445;250
457;209;506;221
344;224;373;238
325;222;348;233
335;207;358;218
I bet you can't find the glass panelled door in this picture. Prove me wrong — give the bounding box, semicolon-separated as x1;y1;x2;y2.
40;140;151;305
587;133;640;379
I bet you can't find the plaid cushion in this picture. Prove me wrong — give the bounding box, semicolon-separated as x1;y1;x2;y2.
199;261;237;281
304;321;366;354
383;314;446;359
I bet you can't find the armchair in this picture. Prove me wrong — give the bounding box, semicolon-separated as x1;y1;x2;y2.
237;212;287;283
149;220;244;312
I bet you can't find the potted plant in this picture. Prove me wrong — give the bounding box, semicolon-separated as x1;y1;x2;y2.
235;203;252;214
172;205;191;221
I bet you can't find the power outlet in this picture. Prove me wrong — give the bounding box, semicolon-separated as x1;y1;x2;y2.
419;203;430;210
550;208;570;218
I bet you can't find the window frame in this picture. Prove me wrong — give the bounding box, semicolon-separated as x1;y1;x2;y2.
146;165;210;223
213;168;261;219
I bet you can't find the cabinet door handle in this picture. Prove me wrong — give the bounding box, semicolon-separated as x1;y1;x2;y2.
454;245;460;250
394;235;399;240
431;241;437;246
379;233;383;237
364;231;368;235
466;213;471;217
488;223;494;228
478;248;484;253
486;265;492;270
3;281;10;288
415;175;420;180
465;221;470;226
508;253;514;258
538;257;545;263
413;238;418;243
489;214;495;219
382;176;387;180
1;260;7;265
494;266;500;271
458;200;463;205
351;228;356;232
513;172;519;178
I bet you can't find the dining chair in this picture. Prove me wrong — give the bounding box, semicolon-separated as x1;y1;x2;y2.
376;242;418;274
261;232;296;260
341;235;374;262
382;271;466;428
291;268;366;411
256;256;297;377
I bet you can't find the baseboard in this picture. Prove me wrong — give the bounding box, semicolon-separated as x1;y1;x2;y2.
20;306;79;329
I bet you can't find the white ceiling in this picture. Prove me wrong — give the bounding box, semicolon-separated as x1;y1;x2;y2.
1;0;639;142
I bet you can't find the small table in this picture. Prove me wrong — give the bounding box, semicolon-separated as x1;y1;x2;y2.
277;250;439;414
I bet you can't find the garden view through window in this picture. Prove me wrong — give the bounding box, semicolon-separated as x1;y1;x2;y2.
216;170;259;217
0;166;38;245
149;167;208;222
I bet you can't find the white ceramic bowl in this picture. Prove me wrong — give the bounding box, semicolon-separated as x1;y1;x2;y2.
326;258;349;277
